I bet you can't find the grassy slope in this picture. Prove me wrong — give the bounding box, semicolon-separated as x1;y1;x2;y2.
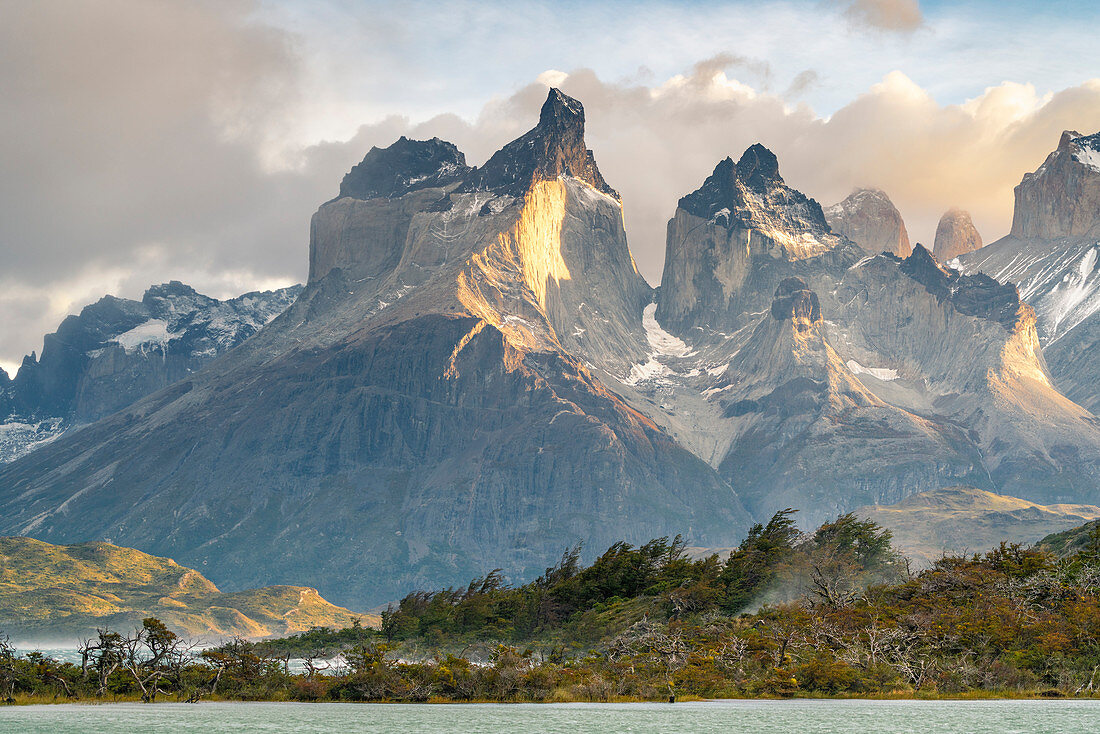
857;486;1100;565
0;536;378;639
1039;519;1100;556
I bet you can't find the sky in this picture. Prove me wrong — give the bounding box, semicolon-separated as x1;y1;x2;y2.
2;0;1100;375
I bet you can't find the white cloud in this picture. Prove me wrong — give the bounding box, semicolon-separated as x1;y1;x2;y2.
3;0;1100;371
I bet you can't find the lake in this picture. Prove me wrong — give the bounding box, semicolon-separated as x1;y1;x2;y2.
2;699;1099;733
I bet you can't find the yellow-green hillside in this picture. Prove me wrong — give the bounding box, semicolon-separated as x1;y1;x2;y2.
857;486;1100;566
0;537;378;640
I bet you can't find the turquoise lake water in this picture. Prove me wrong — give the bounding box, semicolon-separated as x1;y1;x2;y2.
1;699;1099;733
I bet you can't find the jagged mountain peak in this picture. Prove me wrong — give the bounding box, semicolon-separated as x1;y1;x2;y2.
735;143;782;189
676;145;830;233
143;281;201;300
540;87;585;128
458;88;617;199
338;136;470;201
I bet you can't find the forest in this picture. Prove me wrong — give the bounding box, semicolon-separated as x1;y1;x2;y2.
5;511;1100;703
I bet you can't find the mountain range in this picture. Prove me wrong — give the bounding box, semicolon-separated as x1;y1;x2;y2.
0;89;1097;610
0;282;301;462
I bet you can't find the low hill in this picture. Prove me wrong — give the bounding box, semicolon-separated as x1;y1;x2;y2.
1038;519;1100;557
857;486;1100;565
0;537;376;641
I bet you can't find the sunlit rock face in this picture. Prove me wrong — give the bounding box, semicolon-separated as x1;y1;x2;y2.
0;282;301;463
933;208;982;262
623;149;1100;525
957;130;1100;412
825;188;912;258
5;93;1100;609
0;89;748;609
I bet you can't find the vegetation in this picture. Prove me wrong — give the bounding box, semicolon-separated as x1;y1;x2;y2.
0;537;374;638
5;511;1100;704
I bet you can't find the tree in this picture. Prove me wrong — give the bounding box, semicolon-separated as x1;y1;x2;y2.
806;514;898;607
0;633;15;703
119;618;195;702
719;508;800;612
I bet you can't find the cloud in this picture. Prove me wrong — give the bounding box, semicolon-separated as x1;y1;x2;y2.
0;0;326;371
3;1;1100;372
840;0;923;32
316;66;1100;290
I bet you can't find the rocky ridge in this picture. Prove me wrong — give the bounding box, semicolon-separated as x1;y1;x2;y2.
858;487;1100;566
0;536;370;640
0;282;301;463
2;94;1099;608
0;90;747;609
614;144;1100;523
956;129;1100;411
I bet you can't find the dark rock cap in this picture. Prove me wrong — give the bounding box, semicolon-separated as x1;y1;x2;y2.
339;137;470;201
736;144;782;190
143;281;201;300
457;88;618;199
770;277;822;324
677;144;830;232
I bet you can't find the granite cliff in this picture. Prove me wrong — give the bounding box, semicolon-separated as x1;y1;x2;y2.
824;188;912;258
0;90;748;609
956;130;1100;411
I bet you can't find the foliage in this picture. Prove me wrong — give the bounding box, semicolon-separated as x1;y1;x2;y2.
6;513;1100;703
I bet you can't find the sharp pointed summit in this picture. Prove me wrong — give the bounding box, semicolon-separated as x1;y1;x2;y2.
459;88;617;199
735;143;782;189
657;145;847;334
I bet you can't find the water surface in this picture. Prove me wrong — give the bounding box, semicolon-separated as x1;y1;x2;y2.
2;699;1099;733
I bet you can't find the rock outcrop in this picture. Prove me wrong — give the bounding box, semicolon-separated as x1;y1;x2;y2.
1011;131;1100;240
656;146;849;336
933;208;982;262
824;188;912;257
956;130;1100;411
622;146;1100;524
4;96;1100;608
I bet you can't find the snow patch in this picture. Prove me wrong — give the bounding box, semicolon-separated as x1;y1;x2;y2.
847;255;876;271
112;319;171;353
623;304;692;386
641;303;691;357
846;359;899;381
0;417;65;463
1073;145;1100;172
624;359;672;386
